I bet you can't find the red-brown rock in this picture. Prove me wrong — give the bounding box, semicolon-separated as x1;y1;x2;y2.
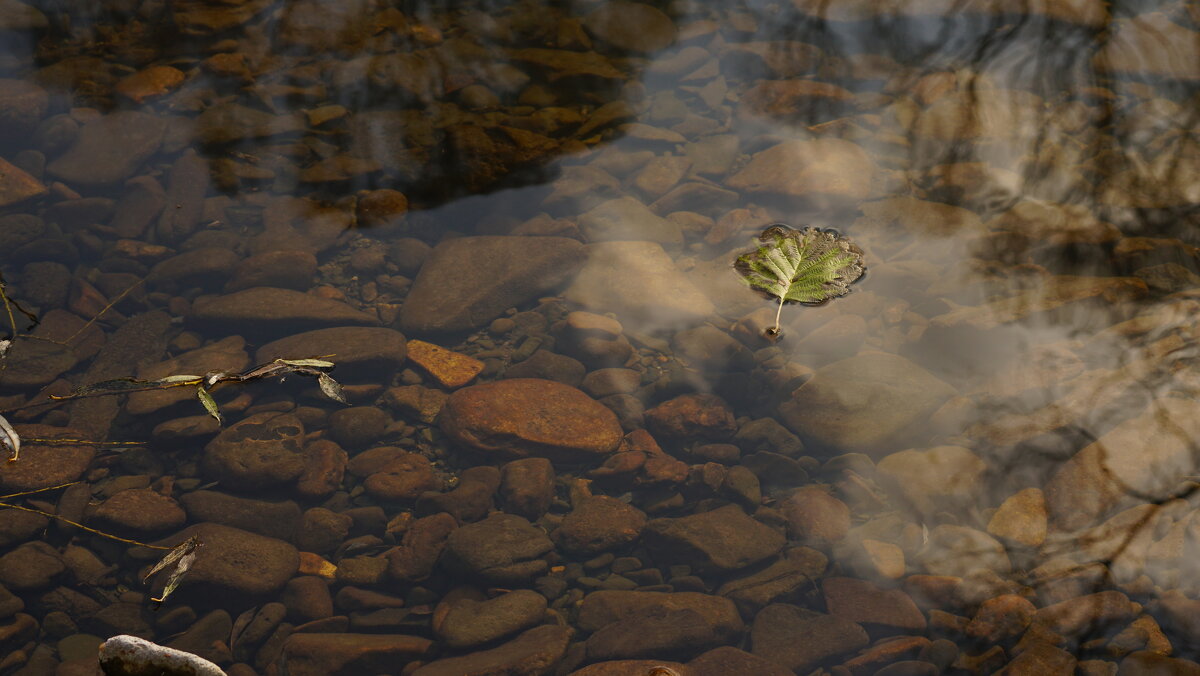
553;496;647;555
92;488;186;534
780;485;850;542
364;453;441;502
644;393;737;441
500;458;556;520
386;512;458;581
439;378;623;461
966;594;1036;642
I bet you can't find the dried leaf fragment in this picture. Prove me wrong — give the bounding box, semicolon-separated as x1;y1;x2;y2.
317;372;348;404
276;357;336;368
0;413;19;461
145;536;202;604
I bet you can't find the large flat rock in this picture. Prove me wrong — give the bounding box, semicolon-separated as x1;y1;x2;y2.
153;522;299;598
255;326;407;381
439;378;623;462
1044;398;1200;531
726;138;876;203
642;504;785;573
400;236;583;334
189;287;379;337
564;241;716;327
47;110;165;186
778;351;957;456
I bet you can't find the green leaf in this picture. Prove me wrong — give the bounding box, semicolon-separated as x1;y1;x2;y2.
734;225;865;336
196;387;223;426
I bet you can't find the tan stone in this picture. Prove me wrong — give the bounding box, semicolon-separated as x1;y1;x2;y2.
1044;398;1200;530
1094;12;1200;80
405;340;483;389
930;276;1148;330
0;156;47;208
965;594;1036;642
781;486;850;542
988;488;1048;547
298;552;337;579
727;138;876;203
115;65;186;103
860;539;905;580
440;378;623;461
564;241;716;326
876;445;986;520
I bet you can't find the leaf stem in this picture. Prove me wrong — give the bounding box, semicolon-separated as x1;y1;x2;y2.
773;296;784;334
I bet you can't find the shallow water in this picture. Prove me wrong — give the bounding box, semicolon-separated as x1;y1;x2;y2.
1;0;1199;674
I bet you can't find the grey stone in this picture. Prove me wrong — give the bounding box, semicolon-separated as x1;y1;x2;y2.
47;111;165;186
578;196;682;245
778;351;957;456
401;236;583;335
565;241;716;327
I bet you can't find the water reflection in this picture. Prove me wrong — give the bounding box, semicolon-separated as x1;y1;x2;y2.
1;0;1200;673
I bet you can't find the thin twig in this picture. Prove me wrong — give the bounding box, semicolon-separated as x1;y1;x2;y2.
64;278;145;345
0;500;172;550
0;480;79;500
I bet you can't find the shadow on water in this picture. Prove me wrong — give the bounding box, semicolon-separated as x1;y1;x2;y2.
2;0;1200;673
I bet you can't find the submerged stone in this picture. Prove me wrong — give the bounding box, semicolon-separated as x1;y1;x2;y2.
727;138;876;203
778;352;957;456
0;156;45;207
202;412;306;491
255;326;407;382
565;241;716;326
190;287;379;337
1044;398;1200;531
46;111;165;186
583;1;677;52
400;236;583;335
440;378;623;461
643;504;784;573
281;632;433;675
412;624;571;676
153;523;299;598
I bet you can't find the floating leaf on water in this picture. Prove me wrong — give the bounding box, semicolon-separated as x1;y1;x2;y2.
144;536;202;604
238;362;291;381
0;338;10;360
734;225;865;337
156;375;202;384
317;372;348;404
0;413;19;462
276;357;336;369
196;387;223;426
